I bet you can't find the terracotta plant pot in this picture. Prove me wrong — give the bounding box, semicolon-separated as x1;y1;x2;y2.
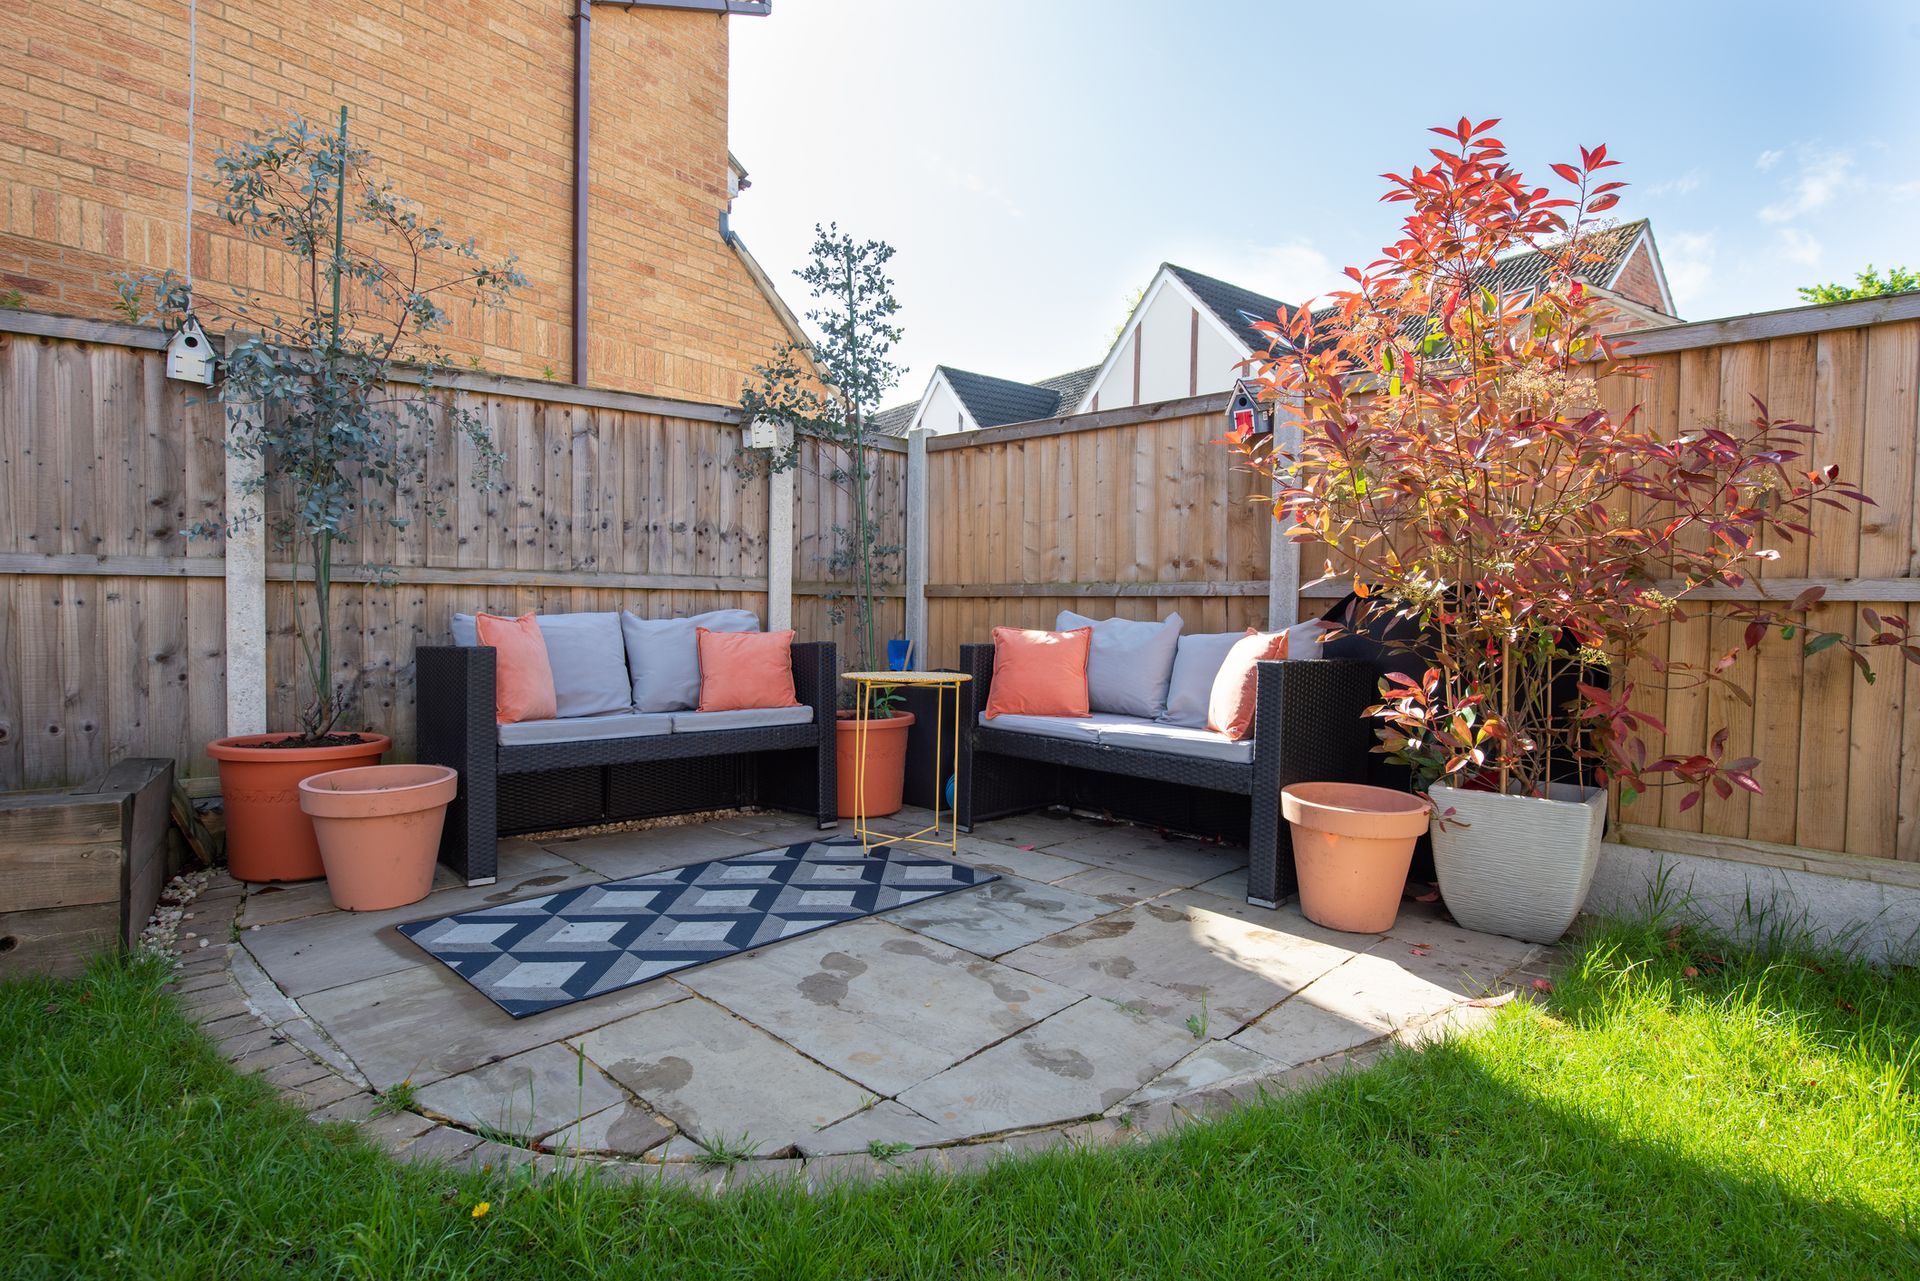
207;733;391;883
1281;782;1432;933
1429;782;1607;943
299;764;458;912
835;711;916;819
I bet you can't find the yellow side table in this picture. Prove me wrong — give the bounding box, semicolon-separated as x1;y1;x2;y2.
841;670;971;855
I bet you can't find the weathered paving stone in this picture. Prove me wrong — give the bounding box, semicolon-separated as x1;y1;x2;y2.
572;996;870;1153
1117;1039;1284;1108
1000;897;1362;1036
540;1101;674;1157
1227;990;1388;1068
801;1153;884;1187
725;1158;807;1190
539;824;768;880
798;1100;956;1157
214;1025;279;1058
308;1092;380;1124
886;876;1112;957
398;1125;485;1165
284;1073;366;1113
230;1040;311;1077
1036;830;1247;888
455;1139;539;1176
894;997;1196;1142
940;837;1092;885
168;970;236;996
272;1017;368;1086
1273;950;1487;1034
413;1043;626;1143
359;1109;437;1149
243;846;601;999
298;961;692;1089
227;947;303;1027
1050;866;1182;908
263;1057;336;1093
678;918;1081;1095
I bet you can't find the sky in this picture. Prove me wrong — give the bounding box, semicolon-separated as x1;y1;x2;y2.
728;1;1920;409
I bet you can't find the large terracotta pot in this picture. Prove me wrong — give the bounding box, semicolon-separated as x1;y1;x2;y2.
1429;782;1607;943
835;711;916;819
1281;782;1432;933
207;733;390;883
299;764;458;912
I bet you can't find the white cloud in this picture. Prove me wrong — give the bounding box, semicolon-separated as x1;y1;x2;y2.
1241;241;1343;306
1774;227;1823;267
916;153;1024;219
1646;167;1703;198
1663;229;1717;302
1759;150;1853;223
1755;148;1784;171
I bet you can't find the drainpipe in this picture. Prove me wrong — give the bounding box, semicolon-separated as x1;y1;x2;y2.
572;0;592;385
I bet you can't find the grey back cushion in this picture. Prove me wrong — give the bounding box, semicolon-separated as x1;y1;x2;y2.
1056;610;1184;719
452;611;632;719
620;609;760;712
1160;630;1247;727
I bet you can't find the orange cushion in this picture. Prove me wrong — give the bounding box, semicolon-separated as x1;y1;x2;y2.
1206;629;1288;740
696;628;799;712
475;612;558;724
983;626;1092;719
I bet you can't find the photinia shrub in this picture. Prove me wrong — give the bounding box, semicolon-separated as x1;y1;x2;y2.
1232;117;1920;812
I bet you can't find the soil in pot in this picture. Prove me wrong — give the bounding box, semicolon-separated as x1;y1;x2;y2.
835;711;916;819
208;733;390;883
1281;782;1432;933
299;764;458;912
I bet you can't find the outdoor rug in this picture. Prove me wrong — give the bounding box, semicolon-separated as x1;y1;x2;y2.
398;839;998;1017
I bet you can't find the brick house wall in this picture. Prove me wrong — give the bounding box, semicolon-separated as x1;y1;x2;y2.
1;1;796;404
1608;241;1669;315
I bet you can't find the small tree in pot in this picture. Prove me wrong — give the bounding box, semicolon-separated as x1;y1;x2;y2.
120;109;522;882
1233;118;1920;941
738;224;911;817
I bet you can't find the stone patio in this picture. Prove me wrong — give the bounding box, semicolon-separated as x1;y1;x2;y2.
174;807;1551;1186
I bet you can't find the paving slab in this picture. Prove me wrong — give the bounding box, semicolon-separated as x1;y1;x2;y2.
886;875;1112;957
1040;830;1248;887
1228;985;1394;1068
1052;866;1183;908
1000;897;1363;1036
539;823;770;879
299;962;694;1089
942;837;1093;885
677;918;1082;1095
413;1042;628;1142
572;995;871;1153
244;845;600;998
894;997;1197;1142
1116;1039;1286;1108
540;1100;675;1156
1249;950;1486;1042
958;811;1084;850
796;1100;956;1156
240;859;466;928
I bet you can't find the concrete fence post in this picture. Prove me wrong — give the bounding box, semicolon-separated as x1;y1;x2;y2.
223;393;268;736
1266;404;1303;631
766;422;794;632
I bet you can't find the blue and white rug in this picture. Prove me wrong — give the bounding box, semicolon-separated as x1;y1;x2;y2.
398;839;998;1018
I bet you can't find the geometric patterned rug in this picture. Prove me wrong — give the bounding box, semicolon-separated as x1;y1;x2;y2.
397;839;998;1018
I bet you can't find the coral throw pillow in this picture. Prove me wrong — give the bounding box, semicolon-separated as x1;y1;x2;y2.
1206;629;1288;740
696;628;800;712
983;626;1093;719
475;612;558;724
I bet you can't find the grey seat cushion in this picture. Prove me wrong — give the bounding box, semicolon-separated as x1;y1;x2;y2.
1095;718;1254;765
497;710;673;747
1160;631;1247;727
977;712;1133;744
454;611;633;719
669;706;815;733
620;609;760;712
1058;610;1183;719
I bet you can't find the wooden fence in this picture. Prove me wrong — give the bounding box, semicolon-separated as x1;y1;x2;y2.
5;295;1920;867
0;313;903;789
921;294;1920;865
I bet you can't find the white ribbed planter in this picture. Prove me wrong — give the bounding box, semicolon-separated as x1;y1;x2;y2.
1428;783;1607;943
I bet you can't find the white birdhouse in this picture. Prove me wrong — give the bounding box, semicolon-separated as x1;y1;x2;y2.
746;418;780;450
165;317;215;386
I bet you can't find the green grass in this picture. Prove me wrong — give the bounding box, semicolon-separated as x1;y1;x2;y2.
0;918;1914;1279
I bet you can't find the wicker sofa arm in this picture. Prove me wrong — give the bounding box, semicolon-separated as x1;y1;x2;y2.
789;641;837;731
1251;657;1379;780
415;645;499;884
959;643;995;715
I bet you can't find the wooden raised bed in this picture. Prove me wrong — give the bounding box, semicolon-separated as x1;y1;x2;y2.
0;758;175;980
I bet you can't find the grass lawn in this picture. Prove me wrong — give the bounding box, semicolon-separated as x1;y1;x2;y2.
1;918;1914;1280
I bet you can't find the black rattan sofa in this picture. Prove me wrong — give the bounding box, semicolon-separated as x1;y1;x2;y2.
944;642;1378;906
416;642;838;884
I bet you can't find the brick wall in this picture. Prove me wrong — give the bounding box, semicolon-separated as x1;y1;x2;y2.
0;1;795;404
1609;240;1670;316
